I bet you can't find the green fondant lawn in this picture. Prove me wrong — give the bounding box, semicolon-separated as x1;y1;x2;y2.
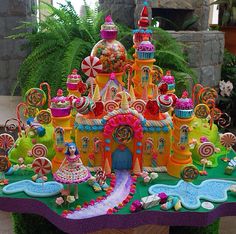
1;151;236;217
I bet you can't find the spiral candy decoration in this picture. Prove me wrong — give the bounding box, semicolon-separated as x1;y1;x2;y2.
131;99;146;113
180;164;199;182
194;104;210;119
198;142;215;158
218;113;231;128
113;125;134;144
32;144;48;158
25;88;46;107
36;110;51;124
104;100;119;112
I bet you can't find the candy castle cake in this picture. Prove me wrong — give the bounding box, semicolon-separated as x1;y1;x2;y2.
7;4;228;180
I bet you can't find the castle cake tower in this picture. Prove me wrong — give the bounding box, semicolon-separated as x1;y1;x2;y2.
50;89;73;172
167;91;194;177
91;15;127;90
132;3;156;98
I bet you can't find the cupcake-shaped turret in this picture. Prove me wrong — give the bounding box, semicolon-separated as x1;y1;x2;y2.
137;37;155;60
67;69;82;97
174;91;194;119
100;15;118;40
161;71;175;93
50;89;71;117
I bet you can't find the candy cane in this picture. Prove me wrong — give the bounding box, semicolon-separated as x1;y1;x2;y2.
16;103;28;137
192;84;203;105
39;82;51;107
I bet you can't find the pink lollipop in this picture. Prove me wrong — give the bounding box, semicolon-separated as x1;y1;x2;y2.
32;157;52;176
81;56;102;77
0;134;15;151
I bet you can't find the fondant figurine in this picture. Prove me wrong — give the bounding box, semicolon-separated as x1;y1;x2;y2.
53;142;90;199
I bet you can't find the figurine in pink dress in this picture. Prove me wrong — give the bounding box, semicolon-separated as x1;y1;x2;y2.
53;142;90;199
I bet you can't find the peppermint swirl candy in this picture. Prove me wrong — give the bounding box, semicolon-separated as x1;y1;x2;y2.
218;113;231;128
113;125;134;144
104;100;119;112
32;144;48;158
194;104;210;119
131;99;146;113
180;164;199;182
32;157;52;176
74;97;93;115
36;110;51;124
198;142;215;158
25;88;46;107
220;133;236;148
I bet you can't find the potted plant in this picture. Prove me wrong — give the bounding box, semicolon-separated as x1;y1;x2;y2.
211;0;236;54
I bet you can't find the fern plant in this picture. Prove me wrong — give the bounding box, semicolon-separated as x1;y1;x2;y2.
11;1;194;97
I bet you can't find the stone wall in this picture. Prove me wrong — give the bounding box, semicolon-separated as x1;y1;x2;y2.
0;0;36;95
98;0;136;28
167;31;225;86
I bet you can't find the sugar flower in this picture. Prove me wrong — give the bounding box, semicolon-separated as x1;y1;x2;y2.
143;176;151;183
56;197;64;206
219;80;233;97
66;195;75;203
150;172;158;180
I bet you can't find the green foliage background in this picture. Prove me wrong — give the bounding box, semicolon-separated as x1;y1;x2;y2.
11;1;195;97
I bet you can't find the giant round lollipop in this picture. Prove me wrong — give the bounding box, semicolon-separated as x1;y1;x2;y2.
81;56;102;77
25;88;46;107
220;133;236;149
0;134;14;151
32;157;52;176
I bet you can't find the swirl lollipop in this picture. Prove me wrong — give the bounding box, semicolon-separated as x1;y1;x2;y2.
104;100;119;112
218;113;231;129
194;104;210;119
131;99;146;113
36;110;51;124
180;164;199;182
198;87;218;105
198;142;215;175
25;88;46;107
0;134;14;152
220;133;236;162
32;144;48;158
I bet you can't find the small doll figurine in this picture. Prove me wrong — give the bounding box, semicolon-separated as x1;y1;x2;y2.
53;142;90;199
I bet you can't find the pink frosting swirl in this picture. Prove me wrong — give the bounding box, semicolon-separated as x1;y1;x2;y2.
137;41;155;52
175;91;193;110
